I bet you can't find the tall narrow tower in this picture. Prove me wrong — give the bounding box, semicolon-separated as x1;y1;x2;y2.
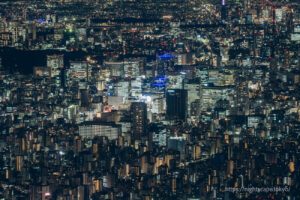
221;0;227;24
131;102;147;140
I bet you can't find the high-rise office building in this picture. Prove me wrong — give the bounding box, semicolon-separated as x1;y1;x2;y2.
47;54;64;87
104;61;124;77
79;121;121;140
186;79;201;117
47;54;63;78
130;102;147;139
166;89;187;121
156;54;174;76
68;61;89;89
69;61;88;81
167;136;186;153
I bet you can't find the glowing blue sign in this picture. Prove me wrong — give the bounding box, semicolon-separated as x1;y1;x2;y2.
157;54;174;59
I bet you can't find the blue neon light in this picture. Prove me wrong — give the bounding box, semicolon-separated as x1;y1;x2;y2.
152;76;168;87
153;83;165;87
156;77;168;81
157;54;174;59
37;19;46;24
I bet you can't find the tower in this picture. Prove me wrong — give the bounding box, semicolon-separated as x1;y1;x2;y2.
166;89;187;121
130;102;147;140
221;0;227;23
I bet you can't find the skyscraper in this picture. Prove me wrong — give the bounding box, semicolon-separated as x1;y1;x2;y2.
221;0;227;23
130;102;147;139
166;89;187;121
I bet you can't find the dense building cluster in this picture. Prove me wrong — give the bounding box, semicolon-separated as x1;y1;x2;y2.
0;0;299;199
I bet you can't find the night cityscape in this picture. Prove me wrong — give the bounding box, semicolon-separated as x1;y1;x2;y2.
0;0;299;199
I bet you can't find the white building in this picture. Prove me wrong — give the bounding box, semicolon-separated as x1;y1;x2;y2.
186;81;201;117
79;122;121;140
201;86;234;111
47;54;63;78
